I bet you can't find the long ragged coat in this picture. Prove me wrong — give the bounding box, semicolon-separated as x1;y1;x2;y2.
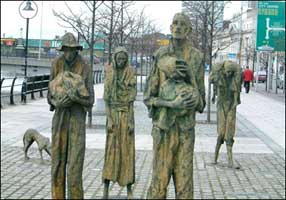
102;47;137;186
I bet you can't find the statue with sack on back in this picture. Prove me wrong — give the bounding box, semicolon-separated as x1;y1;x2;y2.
209;60;242;169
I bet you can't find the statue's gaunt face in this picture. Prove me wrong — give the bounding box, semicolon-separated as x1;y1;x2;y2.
63;47;77;62
116;52;127;69
170;15;189;40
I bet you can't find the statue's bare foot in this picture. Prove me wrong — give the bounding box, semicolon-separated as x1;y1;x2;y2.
127;185;133;199
127;191;133;199
103;181;109;199
102;192;108;199
103;190;108;199
228;160;233;168
228;164;241;170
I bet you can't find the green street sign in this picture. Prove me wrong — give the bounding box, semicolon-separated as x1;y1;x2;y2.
256;1;285;52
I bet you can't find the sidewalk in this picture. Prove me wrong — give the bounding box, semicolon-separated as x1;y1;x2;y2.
251;82;285;103
1;84;285;199
238;86;285;150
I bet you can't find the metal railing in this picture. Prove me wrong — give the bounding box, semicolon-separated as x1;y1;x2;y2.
1;75;49;107
93;70;104;84
21;74;50;103
1;70;105;107
1;77;21;105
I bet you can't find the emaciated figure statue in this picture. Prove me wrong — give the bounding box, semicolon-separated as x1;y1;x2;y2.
47;32;94;199
102;46;137;199
209;60;241;168
143;13;205;199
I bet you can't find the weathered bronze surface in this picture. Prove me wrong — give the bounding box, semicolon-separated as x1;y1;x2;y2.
143;13;205;199
23;128;51;162
49;71;89;108
47;32;94;199
209;60;241;168
102;46;137;199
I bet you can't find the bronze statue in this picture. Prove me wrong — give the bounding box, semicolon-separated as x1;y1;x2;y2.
23;128;51;162
47;32;94;199
209;60;241;168
143;13;205;199
102;46;137;199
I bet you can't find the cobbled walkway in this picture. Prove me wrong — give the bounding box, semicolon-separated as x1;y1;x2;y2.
1;85;285;199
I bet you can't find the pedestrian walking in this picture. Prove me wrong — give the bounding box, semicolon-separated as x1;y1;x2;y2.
47;32;94;199
243;66;254;93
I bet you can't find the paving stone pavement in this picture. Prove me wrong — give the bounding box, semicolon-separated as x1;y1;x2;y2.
1;85;285;199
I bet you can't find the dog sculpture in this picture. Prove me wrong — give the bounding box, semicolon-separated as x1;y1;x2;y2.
23;128;52;161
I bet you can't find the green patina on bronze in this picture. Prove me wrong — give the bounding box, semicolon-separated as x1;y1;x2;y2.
47;32;94;199
102;46;136;199
209;60;241;168
143;13;205;199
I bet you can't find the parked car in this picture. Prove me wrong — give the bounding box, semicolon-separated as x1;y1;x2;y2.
254;71;267;83
277;73;285;89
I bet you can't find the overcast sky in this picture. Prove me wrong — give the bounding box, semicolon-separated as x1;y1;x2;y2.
1;1;240;40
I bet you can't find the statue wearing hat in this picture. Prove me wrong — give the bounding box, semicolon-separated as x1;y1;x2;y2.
209;60;241;168
47;32;94;199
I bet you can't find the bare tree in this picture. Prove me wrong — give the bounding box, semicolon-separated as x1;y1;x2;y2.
53;1;104;65
116;1;143;47
118;1;134;46
137;14;161;91
183;1;227;122
124;7;146;69
95;1;118;64
96;1;136;64
144;25;161;75
206;1;227;122
53;1;162;92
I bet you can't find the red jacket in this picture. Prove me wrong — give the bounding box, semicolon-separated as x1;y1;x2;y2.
243;69;254;81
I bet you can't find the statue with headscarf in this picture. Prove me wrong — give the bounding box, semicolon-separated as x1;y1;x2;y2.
102;46;136;199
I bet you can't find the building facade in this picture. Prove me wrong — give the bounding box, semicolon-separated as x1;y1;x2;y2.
213;1;257;71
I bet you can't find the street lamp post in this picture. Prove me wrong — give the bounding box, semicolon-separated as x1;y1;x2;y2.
19;1;38;77
38;1;43;60
102;32;107;79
